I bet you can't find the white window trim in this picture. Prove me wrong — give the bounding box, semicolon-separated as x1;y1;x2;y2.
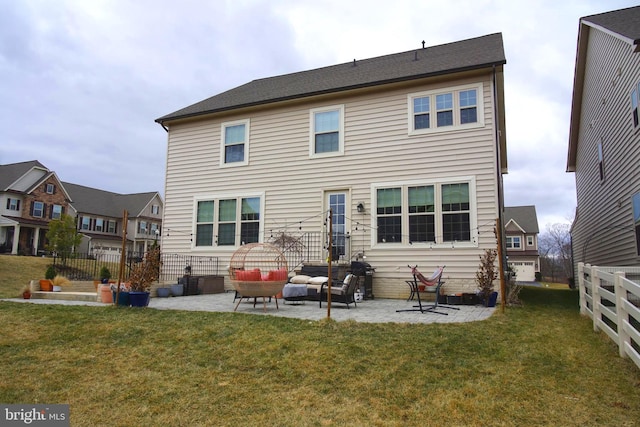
408;83;484;135
507;236;522;249
192;192;265;251
220;119;250;167
369;176;477;248
309;104;345;158
33;201;44;218
527;235;534;246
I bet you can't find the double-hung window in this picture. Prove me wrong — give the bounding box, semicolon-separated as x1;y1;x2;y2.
81;217;90;230
409;83;483;134
441;183;471;242
32;201;44;218
194;195;262;248
196;201;214;246
506;236;521;249
310;105;344;157
107;220;117;234
632;84;639;129
51;205;63;220
221;119;249;166
597;140;605;181
374;178;474;246
7;198;20;211
377;188;402;243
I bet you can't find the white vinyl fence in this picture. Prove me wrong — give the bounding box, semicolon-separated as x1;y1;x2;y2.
578;262;640;370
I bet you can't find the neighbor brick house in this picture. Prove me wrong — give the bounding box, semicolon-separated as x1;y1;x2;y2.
156;34;508;298
0;160;72;255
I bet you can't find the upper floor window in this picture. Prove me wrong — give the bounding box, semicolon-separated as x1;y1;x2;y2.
6;198;20;211
139;221;148;234
597;139;605;182
527;235;534;246
409;83;483;134
151;205;160;215
506;236;521;249
310;105;344;157
221;119;249;166
51;205;63;220
45;184;55;194
632;84;639;129
81;217;90;230
95;218;104;232
374;178;474;245
194;195;262;248
107;220;117;234
32;201;44;218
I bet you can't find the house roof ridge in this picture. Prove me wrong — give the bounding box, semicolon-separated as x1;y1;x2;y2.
156;33;505;124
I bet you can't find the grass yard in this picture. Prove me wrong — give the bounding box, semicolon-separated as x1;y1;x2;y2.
1;256;639;425
0;254;50;297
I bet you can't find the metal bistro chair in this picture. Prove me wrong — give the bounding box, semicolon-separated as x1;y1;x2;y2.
397;265;460;315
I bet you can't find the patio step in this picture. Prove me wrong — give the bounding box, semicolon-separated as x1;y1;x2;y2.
31;291;99;303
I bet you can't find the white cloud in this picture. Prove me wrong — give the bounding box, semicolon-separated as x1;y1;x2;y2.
1;0;637;227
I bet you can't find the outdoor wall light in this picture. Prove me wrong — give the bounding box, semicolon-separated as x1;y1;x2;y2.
357;202;365;213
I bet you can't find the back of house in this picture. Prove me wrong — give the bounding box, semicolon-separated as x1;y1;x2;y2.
157;34;508;298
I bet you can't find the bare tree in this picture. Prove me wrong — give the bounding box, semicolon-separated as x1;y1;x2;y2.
538;223;574;287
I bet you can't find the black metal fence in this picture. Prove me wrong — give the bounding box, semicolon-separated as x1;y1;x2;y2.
50;251;219;282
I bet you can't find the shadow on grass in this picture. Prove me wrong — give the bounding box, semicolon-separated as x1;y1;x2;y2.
519;285;579;311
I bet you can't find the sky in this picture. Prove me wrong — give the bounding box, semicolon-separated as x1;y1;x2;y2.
1;0;638;231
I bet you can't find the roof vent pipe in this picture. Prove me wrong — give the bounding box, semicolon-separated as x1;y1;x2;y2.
353;59;356;67
422;40;425;49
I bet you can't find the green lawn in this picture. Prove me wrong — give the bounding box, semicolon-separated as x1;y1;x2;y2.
1;256;639;425
0;285;639;426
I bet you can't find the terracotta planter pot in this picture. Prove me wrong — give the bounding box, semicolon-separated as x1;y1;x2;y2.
100;285;113;303
39;279;53;292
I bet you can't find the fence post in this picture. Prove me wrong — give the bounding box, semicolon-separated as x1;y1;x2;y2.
578;262;586;315
592;265;601;333
614;271;629;359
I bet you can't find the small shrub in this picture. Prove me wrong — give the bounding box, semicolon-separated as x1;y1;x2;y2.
476;248;498;304
99;266;111;281
45;265;57;280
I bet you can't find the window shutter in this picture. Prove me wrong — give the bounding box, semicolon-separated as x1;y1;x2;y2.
52;184;56;194
6;199;9;209
16;200;20;211
42;203;47;218
49;205;54;219
30;201;34;216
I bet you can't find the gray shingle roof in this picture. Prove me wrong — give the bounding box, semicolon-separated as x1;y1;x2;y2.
156;33;505;124
504;206;539;233
582;5;640;44
0;160;46;191
63;182;158;218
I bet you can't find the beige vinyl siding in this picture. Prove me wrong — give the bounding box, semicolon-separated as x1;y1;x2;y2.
162;72;501;297
572;27;640;270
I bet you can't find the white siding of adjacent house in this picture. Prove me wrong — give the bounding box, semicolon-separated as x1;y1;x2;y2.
572;27;640;270
162;72;502;298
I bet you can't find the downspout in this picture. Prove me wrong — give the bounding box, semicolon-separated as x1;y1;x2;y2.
493;64;507;309
160;123;169;133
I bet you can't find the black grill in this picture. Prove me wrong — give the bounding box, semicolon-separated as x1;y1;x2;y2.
350;261;374;300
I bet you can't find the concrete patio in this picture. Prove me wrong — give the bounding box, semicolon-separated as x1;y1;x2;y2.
5;292;496;324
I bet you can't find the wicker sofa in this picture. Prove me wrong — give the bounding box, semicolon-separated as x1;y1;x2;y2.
283;265;358;308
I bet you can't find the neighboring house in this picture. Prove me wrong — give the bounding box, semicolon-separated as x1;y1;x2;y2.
503;206;540;282
567;6;640;273
0;160;164;258
0;160;72;255
156;34;508;298
63;182;164;257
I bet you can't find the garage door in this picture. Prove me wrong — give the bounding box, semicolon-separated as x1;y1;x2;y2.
508;261;535;282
